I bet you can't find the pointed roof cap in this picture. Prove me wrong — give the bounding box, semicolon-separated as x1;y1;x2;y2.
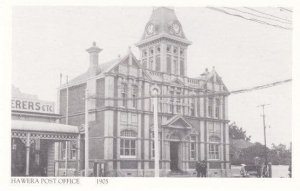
137;7;191;46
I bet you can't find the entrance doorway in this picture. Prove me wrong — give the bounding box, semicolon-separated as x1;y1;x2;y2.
170;142;179;171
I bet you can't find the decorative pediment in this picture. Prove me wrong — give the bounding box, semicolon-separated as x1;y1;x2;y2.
162;115;192;129
170;78;184;86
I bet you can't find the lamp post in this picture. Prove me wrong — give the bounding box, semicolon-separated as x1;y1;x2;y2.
152;87;159;177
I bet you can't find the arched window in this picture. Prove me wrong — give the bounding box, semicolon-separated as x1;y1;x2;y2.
120;130;137;158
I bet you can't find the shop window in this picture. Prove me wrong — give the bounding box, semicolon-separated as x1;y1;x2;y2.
70;143;77;160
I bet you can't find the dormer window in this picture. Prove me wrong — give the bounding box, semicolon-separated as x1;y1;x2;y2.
150;48;154;56
173;47;178;54
142;50;147;57
180;49;184;56
156;46;161;53
167;45;171;53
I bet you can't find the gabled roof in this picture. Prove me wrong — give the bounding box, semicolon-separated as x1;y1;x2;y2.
162;115;192;129
170;78;185;86
65;58;119;86
196;67;229;91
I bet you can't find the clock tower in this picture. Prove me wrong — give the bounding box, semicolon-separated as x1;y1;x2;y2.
136;7;192;76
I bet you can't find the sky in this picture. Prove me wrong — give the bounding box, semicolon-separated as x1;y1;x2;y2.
11;7;292;147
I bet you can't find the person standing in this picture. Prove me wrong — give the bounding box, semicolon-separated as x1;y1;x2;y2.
195;160;201;177
201;160;207;177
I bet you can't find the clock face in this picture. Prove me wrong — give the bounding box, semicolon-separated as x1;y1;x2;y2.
172;23;180;34
146;23;154;35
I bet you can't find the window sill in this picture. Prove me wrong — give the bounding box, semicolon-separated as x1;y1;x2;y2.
120;155;137;159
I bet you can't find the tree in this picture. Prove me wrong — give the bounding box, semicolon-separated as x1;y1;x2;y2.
229;122;251;141
240;142;269;165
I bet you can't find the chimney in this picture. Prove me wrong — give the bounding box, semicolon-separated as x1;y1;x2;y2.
86;41;102;76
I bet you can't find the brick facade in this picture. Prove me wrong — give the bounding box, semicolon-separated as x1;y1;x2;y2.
59;7;230;177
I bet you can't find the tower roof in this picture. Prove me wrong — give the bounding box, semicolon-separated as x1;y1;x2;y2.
137;7;191;46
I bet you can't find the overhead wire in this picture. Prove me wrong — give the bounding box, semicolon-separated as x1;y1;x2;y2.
88;79;292;100
207;7;292;30
244;7;292;23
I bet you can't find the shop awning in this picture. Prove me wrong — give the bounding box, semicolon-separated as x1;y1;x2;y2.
11;120;79;134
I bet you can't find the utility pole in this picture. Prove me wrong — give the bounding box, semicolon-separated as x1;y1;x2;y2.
257;104;270;163
85;89;89;177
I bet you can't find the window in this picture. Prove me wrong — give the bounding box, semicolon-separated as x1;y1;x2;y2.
190;136;196;160
191;98;195;116
176;91;181;113
215;98;220;118
169;89;174;113
155;55;161;72
60;141;77;160
142;59;147;68
209;144;220;160
173;47;178;54
156;46;160;53
142;50;147;57
60;142;67;160
208;123;221;142
121;112;127;122
173;59;178;75
167;45;171;53
180;48;184;56
150;48;154;56
180;59;184;76
208;98;213;117
167;55;171;74
131;114;137;124
132;85;138;108
149;57;153;70
121;83;127;107
120;130;137;157
70;143;77;160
